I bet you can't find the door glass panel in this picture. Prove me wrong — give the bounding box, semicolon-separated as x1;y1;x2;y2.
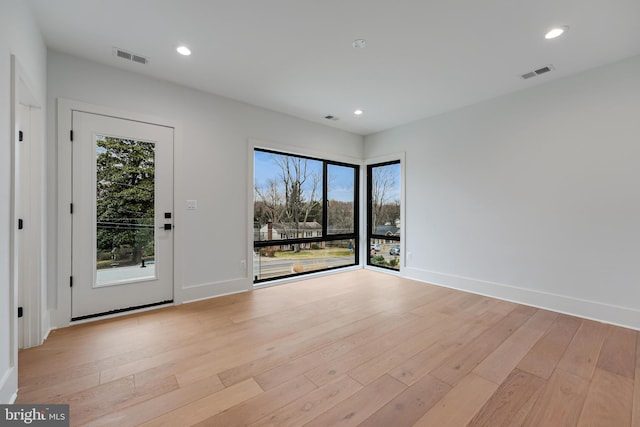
96;135;156;286
327;164;355;235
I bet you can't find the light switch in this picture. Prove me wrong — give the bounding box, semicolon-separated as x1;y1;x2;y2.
186;200;197;210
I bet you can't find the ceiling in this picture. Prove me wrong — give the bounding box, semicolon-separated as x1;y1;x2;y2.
26;0;640;135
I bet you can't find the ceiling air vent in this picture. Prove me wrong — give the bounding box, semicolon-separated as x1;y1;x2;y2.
324;115;339;121
521;64;555;80
113;47;149;65
131;54;148;65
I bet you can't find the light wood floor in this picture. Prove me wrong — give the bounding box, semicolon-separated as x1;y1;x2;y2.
17;270;640;426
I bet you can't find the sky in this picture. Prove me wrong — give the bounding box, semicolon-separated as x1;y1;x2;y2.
254;150;401;203
254;150;356;202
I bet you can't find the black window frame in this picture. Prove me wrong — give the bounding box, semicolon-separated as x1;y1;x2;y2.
367;160;401;271
253;148;360;283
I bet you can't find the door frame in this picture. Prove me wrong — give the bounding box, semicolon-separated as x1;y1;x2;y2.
12;55;44;350
55;99;180;328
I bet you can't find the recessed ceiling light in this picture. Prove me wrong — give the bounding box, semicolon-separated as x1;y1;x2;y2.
352;39;367;49
545;26;569;39
354;109;364;115
177;46;191;56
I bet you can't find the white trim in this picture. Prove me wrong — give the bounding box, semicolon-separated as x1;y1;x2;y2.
54;98;179;328
0;367;17;404
252;265;362;291
182;290;247;305
7;56;18;402
405;266;640;331
364;264;402;276
178;278;251;303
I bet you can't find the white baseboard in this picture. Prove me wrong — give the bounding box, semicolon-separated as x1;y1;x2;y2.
42;326;52;342
181;266;364;303
0;366;17;404
178;277;251;304
404;267;640;331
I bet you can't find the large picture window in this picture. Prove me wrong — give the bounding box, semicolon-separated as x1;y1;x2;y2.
253;148;359;282
367;160;401;271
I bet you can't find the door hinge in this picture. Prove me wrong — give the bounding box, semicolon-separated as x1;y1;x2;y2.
70;276;73;288
70;129;73;141
18;219;23;230
19;130;23;142
18;307;23;318
70;203;74;214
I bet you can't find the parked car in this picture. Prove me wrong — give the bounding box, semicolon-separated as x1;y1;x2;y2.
370;244;380;253
390;245;400;256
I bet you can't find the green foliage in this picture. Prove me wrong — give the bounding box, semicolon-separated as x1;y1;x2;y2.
96;137;155;265
371;255;386;264
389;257;399;267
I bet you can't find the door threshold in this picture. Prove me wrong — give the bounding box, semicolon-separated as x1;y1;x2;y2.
71;300;174;322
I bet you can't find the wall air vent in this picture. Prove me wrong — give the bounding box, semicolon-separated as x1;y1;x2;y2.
521;64;555;80
113;47;149;65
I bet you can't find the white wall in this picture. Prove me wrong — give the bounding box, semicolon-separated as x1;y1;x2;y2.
365;55;640;329
0;0;47;403
47;51;363;327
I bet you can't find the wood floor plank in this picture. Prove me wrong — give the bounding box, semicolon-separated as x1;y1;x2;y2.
188;309;390;387
342;313;458;386
577;368;633;427
357;374;451;427
217;309;411;387
54;376;138;426
16;372;100;403
473;309;557;384
98;342;211;385
596;325;637;380
430;306;537;386
303;374;406;427
83;374;225;427
435;292;486;316
139;378;263;427
389;310;503;386
302;314;449;387
194;375;317;427
413;373;498;427
467;368;546;427
557;319;609;380
249;375;363;427
252;312;419;390
463;296;515;317
517;314;582;379
523;368;590;427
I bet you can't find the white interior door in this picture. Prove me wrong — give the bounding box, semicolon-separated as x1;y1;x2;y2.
71;111;174;320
